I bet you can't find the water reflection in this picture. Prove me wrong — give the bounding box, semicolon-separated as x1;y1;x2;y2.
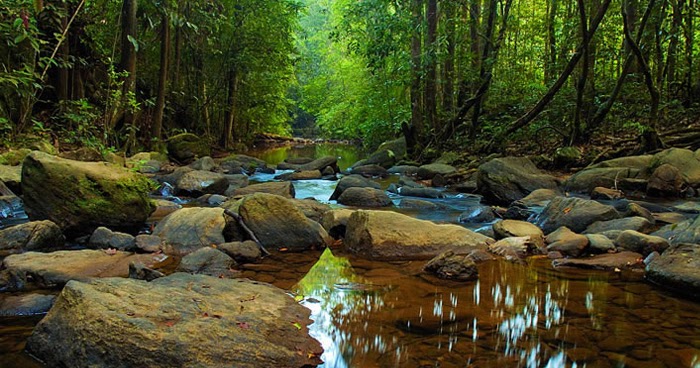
291;252;700;367
246;143;365;171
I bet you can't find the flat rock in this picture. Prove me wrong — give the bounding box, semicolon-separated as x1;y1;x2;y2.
274;170;322;181
337;187;392;207
646;243;700;298
345;210;493;260
0;293;56;317
0;220;65;256
232;182;295;199
0;250;167;291
536;196;620;234
176;247;236;277
616;230;670;257
553;251;644;270
26;273;322;368
584;216;654;235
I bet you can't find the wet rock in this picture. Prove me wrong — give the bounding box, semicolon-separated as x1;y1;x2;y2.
488;237;533;262
275;170;322;181
349;164;389;178
329;174;380;201
477;157;559;206
21;152;155;237
397;198;443;210
128;262;165;281
520;189;558;207
624;202;655;223
585;234;616;253
647;164;686;197
654;212;688;225
503;201;536;220
345;210;492;260
238;193;329;252
218;241;262;263
0;220;65;256
153;207;242;255
387;165;420;176
337;187;392;207
535;196;620;234
224;174;249;192
0;293;56;317
650;147;700;186
492;220;545;248
0;250;166;291
232;181;295;199
188;156;217;171
458;205;496;223
646;243;700;297
88;227;136;251
195;194;227;206
291;199;331;222
453;180;478;193
298;156;339;173
394;186;444;199
424;251;478;281
563;155;652;193
321;209;355;239
175;170;229;196
176;247;236;277
591;187;625;200
26;274;323;368
584;217;654;235
417;163;456;180
653;215;700;245
553;251;644;270
166;133;211;164
546;227;589;258
615;230;669;257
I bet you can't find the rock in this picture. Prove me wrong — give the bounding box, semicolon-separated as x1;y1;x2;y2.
650;147;700;186
520;189;558;207
232;181;295;199
591;187;625;200
153;207;242;255
166;133;211;164
616;230;669;257
653;215;700;245
21;152;155;237
337;187;392;207
477;157;559;206
321;209;355;239
424;251;478;281
654;212;688;225
625;202;655;223
458;205;496;223
488;237;533;262
585;234;616;253
361;143;402;169
276;162;300;170
285;157;314;165
0;250;166;291
195;194;227;206
275;170;322;181
0;164;22;192
350;164;388;178
128;262;165;281
553;251;644;270
0;293;56;317
134;234;164;253
0;220;65;256
377;137;407;158
321;166;336;177
647;164;686;197
584;217;654;234
59;147;103;162
224;174;249;190
88;227;136;251
154;166;193;187
492;220;545;249
553;146;582;167
175;170;229;196
238;193;329;252
298;156;339;173
387;165;420;176
646;243;700;297
502;201;536;221
396;198;443;210
546;227;589;258
673;201;700;214
218;241;262;263
564;166;649;194
26;273;323;368
394;186;444;199
188;156;217;171
535;196;620;234
291;199;331;222
417;163;456;180
344;210;492;260
0;149;32;166
176;247;236;277
150;199;182;220
329;174;380;201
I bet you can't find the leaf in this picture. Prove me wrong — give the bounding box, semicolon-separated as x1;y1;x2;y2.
127;35;139;52
14;34;27;44
294;294;304;302
292;322;302;330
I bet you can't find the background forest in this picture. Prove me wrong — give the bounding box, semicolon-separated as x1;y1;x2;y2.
1;0;699;158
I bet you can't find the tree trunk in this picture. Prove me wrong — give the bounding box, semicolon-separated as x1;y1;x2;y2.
667;0;682;93
152;1;170;144
470;0;497;139
119;0;138;134
223;70;238;149
443;1;456;114
407;0;424;153
545;0;558;83
425;0;438;133
571;0;589;144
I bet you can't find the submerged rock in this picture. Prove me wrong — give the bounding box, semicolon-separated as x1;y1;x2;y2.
424;251;478;281
345;210;492;260
553;251;644;271
646;243;700;298
26;273;323;368
0;293;56;317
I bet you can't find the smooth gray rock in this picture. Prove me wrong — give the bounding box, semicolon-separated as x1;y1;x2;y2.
337;187;393;207
0;220;65;256
477;157;559;206
584;217;654;235
88;227;136;251
616;230;669;257
329;175;380;201
176;247;236;277
536;196;620;234
646;243;700;298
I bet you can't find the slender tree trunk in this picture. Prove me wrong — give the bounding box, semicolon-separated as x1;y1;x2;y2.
223;70;238;149
457;0;481;108
667;0;682;93
685;0;694;104
58;13;70;102
119;0;138;135
470;0;497;139
152;1;170;144
545;0;558;83
407;0;424;153
443;1;456;114
571;0;589;144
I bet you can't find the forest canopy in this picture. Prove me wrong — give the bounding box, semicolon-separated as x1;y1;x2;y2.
1;0;699;156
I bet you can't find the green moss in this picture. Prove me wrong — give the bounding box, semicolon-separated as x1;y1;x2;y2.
0;149;31;166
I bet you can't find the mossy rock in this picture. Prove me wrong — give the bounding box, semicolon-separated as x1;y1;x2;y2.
166;133;210;164
0;149;32;166
21;151;156;237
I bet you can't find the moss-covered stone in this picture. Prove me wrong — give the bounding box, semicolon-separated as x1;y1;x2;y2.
21;151;156;237
0;149;32;166
166;133;210;164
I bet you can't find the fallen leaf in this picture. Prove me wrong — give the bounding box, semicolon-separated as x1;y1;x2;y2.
280;247;289;252
563;207;572;214
237;322;250;329
294;294;304;302
292;322;302;330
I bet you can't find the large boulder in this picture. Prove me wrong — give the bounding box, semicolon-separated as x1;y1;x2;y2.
417;164;456;180
21;152;155;237
563;155;653;194
584;217;654;234
152;207;242;255
647;164;686;197
166;133;211;164
0;250;166;291
650;148;700;186
238;193;329;252
337;187;392;207
476;157;559;206
345;210;492;260
26;273;323;368
175;170;229;196
615;230;669;257
535;196;620;234
329;174;380;201
653;215;700;245
232;182;295;199
0;220;65;256
646;243;700;297
298;156;339;173
360;137;406;169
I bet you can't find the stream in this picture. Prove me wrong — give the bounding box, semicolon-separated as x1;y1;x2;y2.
1;143;699;367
